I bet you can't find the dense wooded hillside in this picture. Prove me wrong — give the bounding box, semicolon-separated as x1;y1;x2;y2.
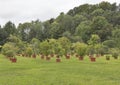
0;1;120;57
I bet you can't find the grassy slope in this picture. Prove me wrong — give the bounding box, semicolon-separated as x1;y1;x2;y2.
0;54;120;85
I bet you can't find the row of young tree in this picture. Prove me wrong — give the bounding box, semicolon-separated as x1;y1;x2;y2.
1;34;119;59
0;1;120;57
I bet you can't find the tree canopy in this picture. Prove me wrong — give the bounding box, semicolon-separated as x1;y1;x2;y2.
0;1;120;54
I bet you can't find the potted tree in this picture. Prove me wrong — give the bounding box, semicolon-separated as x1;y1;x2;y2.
56;56;61;62
58;37;71;59
112;53;119;59
87;34;101;62
40;40;51;61
6;50;17;62
31;38;40;58
2;42;17;63
72;43;79;58
94;44;102;57
25;46;33;57
57;48;65;62
32;53;36;58
70;45;75;57
87;45;96;62
74;42;87;61
56;50;64;62
65;53;71;59
106;55;110;60
110;48;119;59
48;39;57;58
49;48;55;58
40;53;44;59
54;42;65;62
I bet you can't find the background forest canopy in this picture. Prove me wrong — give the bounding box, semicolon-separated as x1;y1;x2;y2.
0;1;120;52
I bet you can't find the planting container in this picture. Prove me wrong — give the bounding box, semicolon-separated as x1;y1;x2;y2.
66;55;70;59
11;58;17;63
79;56;84;60
90;57;96;62
56;58;61;62
41;55;44;59
46;56;50;60
32;54;36;58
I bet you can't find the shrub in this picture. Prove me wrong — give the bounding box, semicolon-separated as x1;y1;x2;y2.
73;42;87;56
39;40;51;56
58;37;71;55
103;40;116;48
110;48;119;59
25;46;33;57
2;42;17;57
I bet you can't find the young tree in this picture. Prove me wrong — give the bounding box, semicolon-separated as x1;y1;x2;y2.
7;35;25;54
58;37;71;55
30;38;40;55
25;46;33;57
39;40;51;56
73;42;87;57
87;34;101;55
2;42;18;57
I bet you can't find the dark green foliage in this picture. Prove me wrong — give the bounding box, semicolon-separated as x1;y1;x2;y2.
17;22;31;42
75;20;92;43
0;1;120;54
91;16;113;41
103;40;116;48
0;21;17;45
0;28;8;45
3;21;17;36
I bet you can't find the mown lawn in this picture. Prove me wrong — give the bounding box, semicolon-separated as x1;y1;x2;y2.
0;54;120;85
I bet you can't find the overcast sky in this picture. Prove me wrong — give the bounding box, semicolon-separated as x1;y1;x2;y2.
0;0;119;26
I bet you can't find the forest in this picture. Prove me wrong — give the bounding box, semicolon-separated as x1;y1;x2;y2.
0;1;120;58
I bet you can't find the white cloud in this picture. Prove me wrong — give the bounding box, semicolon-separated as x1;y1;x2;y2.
0;0;119;26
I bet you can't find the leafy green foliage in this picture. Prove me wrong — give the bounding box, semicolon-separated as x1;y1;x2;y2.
3;21;17;36
0;28;8;45
31;38;40;54
103;40;116;48
0;1;120;55
25;46;33;57
87;34;102;55
75;20;92;42
112;29;120;49
58;37;71;54
2;42;18;57
91;16;112;41
50;21;61;39
73;42;87;56
88;34;100;46
110;48;119;58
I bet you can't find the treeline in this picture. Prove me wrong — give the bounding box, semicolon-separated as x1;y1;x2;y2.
0;1;120;49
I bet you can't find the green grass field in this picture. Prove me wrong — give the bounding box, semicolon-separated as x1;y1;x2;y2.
0;54;120;85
